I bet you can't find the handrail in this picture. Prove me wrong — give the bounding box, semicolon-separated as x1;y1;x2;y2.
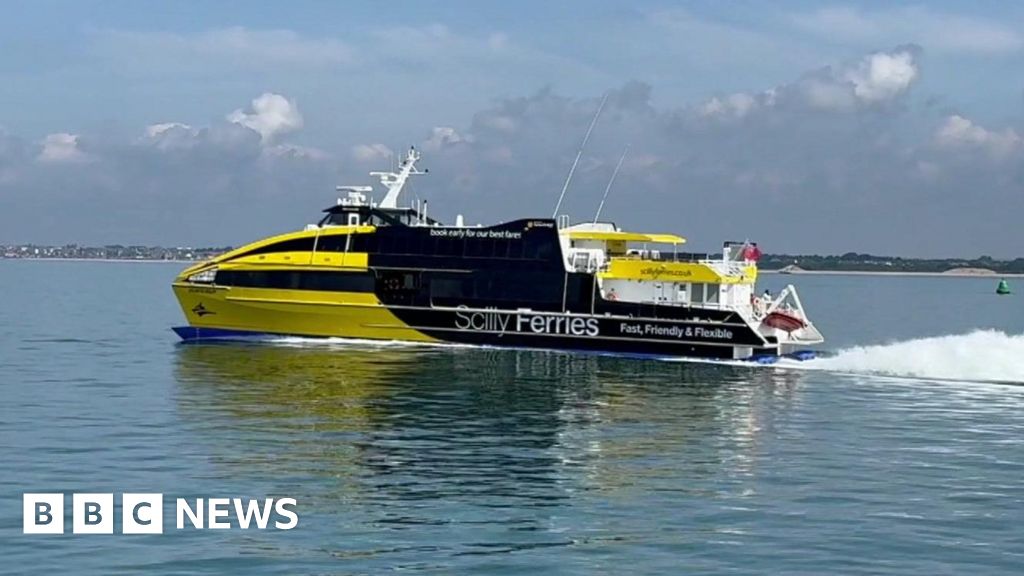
701;260;750;277
604;254;752;277
634;251;712;262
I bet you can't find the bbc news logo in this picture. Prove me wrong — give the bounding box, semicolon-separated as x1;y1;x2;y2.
23;493;298;534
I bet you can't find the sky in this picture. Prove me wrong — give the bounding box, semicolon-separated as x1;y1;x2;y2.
1;0;1023;257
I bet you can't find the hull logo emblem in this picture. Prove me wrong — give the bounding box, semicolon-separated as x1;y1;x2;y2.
192;303;216;317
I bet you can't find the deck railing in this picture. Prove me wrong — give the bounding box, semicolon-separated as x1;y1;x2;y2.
568;248;755;278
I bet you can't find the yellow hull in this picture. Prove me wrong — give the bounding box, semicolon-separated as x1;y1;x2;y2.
172;283;437;342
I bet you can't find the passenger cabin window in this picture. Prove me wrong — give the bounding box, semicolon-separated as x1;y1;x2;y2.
348;213;360;226
705;283;720;305
685;283;721;306
689;284;703;305
214;270;374;292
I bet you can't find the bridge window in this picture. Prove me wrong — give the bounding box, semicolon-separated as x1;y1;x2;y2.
234;237;317;258
317;235;349;252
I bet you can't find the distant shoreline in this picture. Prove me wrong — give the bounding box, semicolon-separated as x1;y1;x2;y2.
2;258;194;264
762;269;1024;278
5;257;1022;278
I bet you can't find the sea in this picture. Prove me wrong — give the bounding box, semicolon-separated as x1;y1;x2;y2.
1;260;1022;575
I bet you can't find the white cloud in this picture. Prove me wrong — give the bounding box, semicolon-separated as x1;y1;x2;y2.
5;43;1024;256
351;143;393;163
792;6;1023;54
141;122;202;150
934;115;1022;157
416;75;1024;256
227;93;303;143
801;78;858;111
423;126;472;151
37;133;90;163
695;47;920;116
700;92;758;118
140;95;317;156
145;122;194;138
794;47;919;111
842;50;918;103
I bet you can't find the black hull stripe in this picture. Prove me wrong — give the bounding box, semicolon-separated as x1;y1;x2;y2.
383;306;768;350
391;304;753;328
217;293;754;329
365;323;759;349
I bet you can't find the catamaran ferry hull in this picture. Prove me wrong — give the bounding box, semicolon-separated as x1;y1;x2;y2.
172;284;787;360
170;148;823;361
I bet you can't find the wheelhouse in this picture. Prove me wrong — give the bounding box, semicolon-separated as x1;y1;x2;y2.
318;204;441;228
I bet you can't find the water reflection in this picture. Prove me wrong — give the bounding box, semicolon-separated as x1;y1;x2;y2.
173;343;806;510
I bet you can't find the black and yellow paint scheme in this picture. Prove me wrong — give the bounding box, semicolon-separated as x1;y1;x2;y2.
173;222;438;343
173;204;777;359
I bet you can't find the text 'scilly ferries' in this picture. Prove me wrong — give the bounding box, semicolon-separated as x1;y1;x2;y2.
172;148;823;361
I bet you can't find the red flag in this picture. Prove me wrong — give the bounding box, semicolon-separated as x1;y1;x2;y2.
742;243;762;262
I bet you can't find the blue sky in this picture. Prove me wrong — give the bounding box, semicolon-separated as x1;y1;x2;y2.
4;0;1024;137
1;1;1023;256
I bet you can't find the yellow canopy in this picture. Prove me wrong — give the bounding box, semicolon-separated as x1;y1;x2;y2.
564;230;686;244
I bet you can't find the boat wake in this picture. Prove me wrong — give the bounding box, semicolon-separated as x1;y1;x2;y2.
266;336;483;351
229;330;1024;385
785;330;1024;385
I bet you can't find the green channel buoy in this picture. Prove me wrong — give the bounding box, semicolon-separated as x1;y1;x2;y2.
996;279;1011;295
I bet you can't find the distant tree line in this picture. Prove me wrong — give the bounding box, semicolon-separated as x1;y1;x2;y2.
1;244;232;261
760;253;1024;274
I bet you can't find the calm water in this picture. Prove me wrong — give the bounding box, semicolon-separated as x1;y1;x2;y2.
1;260;1023;574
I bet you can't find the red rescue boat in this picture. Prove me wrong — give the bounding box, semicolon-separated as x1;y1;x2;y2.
763;310;807;332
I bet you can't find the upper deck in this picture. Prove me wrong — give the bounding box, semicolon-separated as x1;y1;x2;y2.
560;222;758;285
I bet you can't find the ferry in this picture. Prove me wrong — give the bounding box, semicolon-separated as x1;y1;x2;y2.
172;148;823;361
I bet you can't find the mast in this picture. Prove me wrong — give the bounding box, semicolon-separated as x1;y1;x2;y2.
372;147;425;209
552;93;608;218
593;144;629;223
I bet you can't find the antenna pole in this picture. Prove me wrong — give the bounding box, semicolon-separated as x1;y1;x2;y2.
594;144;629;223
552;92;608;218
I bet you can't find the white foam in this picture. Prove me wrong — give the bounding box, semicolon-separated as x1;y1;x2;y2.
266;336;481;350
808;330;1024;384
266;330;1024;384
